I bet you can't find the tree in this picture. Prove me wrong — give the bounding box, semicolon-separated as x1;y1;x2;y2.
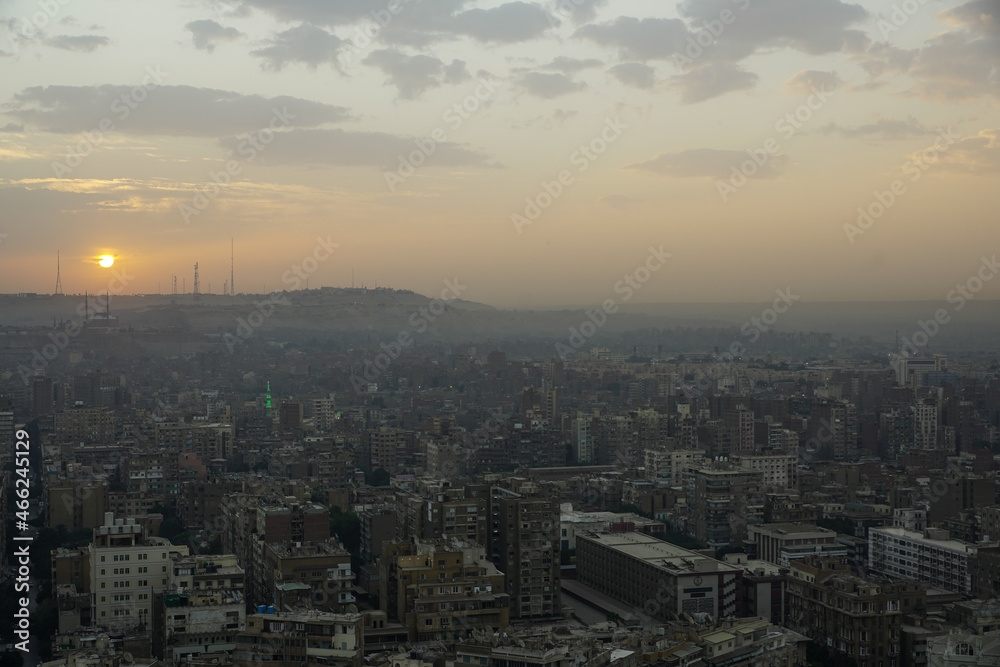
330;506;361;554
365;468;390;487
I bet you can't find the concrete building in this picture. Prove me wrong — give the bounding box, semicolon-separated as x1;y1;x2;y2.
233;610;364;667
869;524;976;595
54;406;114;444
262;541;355;612
379;537;508;642
787;556;925;667
747;523;847;566
687;467;764;550
576;531;742;622
494;487;560;619
88;512;189;633
643;449;705;487
157;554;245;661
730;451;799;491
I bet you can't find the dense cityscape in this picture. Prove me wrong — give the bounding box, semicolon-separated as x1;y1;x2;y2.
1;287;999;667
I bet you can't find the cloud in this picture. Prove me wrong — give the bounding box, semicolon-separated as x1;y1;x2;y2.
217;128;494;168
608;62;656;89
851;1;999;100
676;0;868;60
251;24;343;71
541;56;603;74
0;122;24;132
627;148;789;179
5;85;349;136
820;116;934;141
669;63;757;104
907;129;1000;174
784;70;843;95
517;71;586;98
363;49;470;99
44;34;110;52
448;2;554;42
186;19;243;52
557;0;609;24
239;0;551;46
574;17;689;61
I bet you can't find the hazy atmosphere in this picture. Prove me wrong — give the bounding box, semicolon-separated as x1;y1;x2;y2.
1;0;998;306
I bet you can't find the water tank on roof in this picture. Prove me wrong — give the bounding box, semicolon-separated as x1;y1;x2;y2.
267;605;275;614
257;605;266;613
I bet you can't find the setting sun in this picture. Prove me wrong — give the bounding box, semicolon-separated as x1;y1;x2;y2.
98;255;115;268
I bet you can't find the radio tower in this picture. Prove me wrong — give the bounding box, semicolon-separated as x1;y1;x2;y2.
193;263;200;295
230;238;235;296
172;275;177;295
54;251;63;295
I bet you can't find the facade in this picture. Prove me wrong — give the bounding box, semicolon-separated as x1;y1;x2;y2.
233;611;364;667
747;523;847;566
787;556;925;667
88;513;189;633
687;467;764;549
379;537;508;642
576;531;741;622
159;555;245;662
869;525;975;595
643;449;705;487
730;451;799;491
262;541;355;612
495;490;560;618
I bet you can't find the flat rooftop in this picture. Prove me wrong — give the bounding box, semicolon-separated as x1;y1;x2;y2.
579;531;739;575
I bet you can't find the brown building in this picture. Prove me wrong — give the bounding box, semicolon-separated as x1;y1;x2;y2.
494;487;560;619
262;541;355;612
379;538;509;642
233;611;364;667
48;479;108;531
786;556;925;667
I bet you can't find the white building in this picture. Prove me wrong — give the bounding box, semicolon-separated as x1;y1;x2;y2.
88;513;189;632
869;518;975;595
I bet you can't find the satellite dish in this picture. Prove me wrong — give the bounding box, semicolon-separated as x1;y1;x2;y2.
123;653;133;663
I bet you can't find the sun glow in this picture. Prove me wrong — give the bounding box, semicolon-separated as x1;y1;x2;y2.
98;255;115;268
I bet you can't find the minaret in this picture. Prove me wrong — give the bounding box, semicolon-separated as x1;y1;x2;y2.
54;251;63;295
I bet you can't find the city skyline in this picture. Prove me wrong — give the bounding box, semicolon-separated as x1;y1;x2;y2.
0;0;998;306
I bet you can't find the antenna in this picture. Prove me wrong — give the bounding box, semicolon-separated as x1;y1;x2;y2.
193;263;200;295
231;238;235;296
54;251;63;295
172;275;178;295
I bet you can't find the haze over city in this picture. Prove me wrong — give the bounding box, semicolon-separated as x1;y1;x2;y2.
0;0;997;307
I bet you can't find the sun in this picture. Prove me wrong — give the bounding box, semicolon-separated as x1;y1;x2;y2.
98;255;115;268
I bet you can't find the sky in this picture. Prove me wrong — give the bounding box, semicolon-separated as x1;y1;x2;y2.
0;0;997;308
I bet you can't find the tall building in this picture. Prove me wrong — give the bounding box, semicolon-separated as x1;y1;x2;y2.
494;488;560;619
55;406;114;444
379;537;508;641
88;513;189;633
748;523;847;566
687;467;764;550
787;556;924;667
